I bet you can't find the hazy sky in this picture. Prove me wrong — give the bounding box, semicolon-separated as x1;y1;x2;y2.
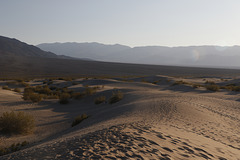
1;0;240;47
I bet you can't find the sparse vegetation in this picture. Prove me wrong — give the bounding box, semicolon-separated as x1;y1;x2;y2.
84;87;97;95
205;81;215;85
205;85;220;92
71;92;84;99
59;93;71;104
94;96;106;104
192;84;203;88
0;141;29;156
109;91;123;104
2;85;10;90
172;80;189;86
0;111;35;135
22;88;43;103
14;88;21;93
71;114;89;127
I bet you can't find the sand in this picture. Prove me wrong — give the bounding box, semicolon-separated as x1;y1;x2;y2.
0;76;240;160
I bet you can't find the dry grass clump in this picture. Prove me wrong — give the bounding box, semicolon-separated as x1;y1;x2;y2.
71;92;84;99
94;96;106;104
205;85;220;92
192;84;203;88
220;84;240;91
109;91;123;104
84;87;98;95
13;88;21;93
205;81;216;85
0;141;29;156
22;88;43;102
59;93;71;104
172;80;189;86
71;114;88;127
0;111;35;135
2;85;10;90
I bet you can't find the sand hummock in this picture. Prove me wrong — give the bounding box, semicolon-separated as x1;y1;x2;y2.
0;76;239;160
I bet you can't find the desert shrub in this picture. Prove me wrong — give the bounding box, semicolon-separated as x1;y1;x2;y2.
19;82;29;87
72;82;79;85
71;114;88;127
59;93;71;104
49;86;57;90
45;94;59;99
0;141;29;156
0;111;35;135
2;85;10;90
94;96;106;104
192;84;203;88
205;81;215;85
14;88;21;93
71;92;84;99
34;85;52;95
84;87;97;95
22;87;43;102
221;85;240;91
109;91;123;104
29;93;43;102
172;80;188;86
205;85;220;91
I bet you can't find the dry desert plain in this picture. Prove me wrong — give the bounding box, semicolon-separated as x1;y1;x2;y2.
0;75;240;160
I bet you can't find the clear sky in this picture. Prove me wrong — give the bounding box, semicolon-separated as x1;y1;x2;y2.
1;0;240;47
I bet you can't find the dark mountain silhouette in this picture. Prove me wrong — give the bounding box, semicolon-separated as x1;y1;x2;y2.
0;36;58;58
37;43;240;68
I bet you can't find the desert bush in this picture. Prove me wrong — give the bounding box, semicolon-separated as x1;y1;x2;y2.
172;80;188;86
192;84;203;88
19;82;29;87
94;96;106;104
22;88;43;102
14;88;21;93
84;87;97;95
71;92;84;99
2;85;10;90
0;111;35;135
34;85;52;95
221;85;240;91
72;82;79;85
205;85;220;91
71;114;88;127
59;93;71;104
109;91;123;104
205;81;215;85
29;93;43;102
0;141;29;156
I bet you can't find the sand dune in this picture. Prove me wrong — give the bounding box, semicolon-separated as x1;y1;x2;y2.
0;76;240;159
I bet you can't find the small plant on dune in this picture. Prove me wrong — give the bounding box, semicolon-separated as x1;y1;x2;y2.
109;91;123;104
22;88;43;103
192;84;203;89
0;111;35;135
205;81;215;85
71;92;84;99
2;85;10;90
71;114;89;127
13;88;21;93
94;96;106;104
84;87;97;96
205;85;220;92
0;141;29;156
59;93;71;104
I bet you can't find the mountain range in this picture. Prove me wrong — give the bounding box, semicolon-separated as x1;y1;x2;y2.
2;35;240;78
37;42;240;68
